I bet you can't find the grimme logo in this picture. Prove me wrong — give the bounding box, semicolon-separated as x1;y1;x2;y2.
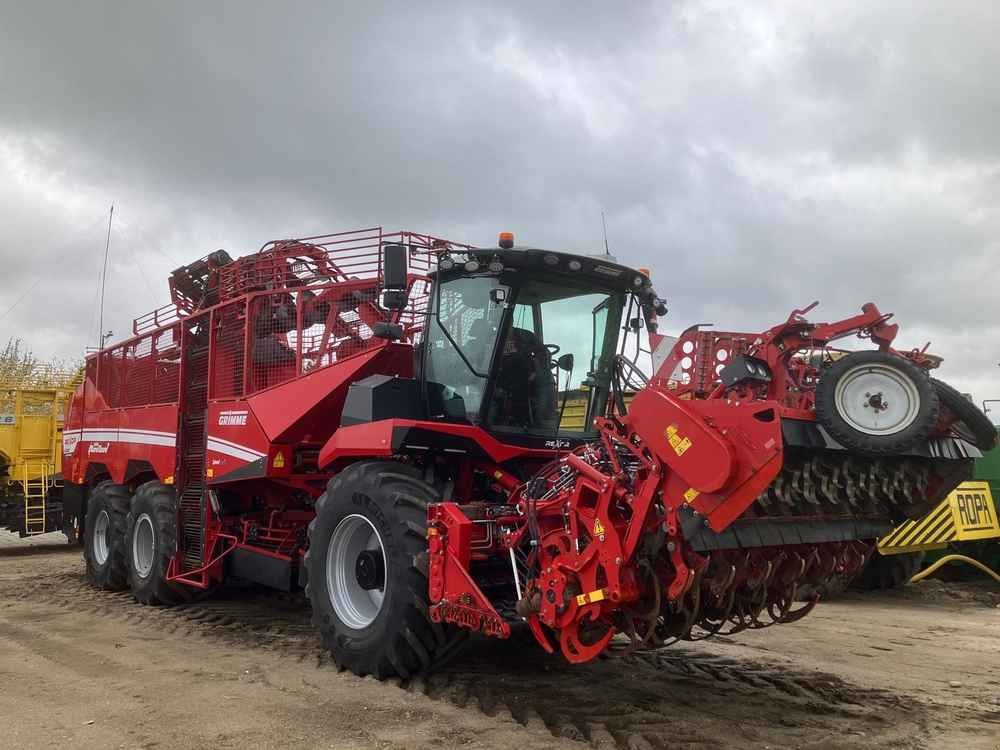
87;442;110;455
218;410;248;426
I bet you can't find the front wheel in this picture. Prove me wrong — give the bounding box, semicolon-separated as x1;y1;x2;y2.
305;460;465;678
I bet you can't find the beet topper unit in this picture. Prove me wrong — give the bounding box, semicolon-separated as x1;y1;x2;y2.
62;227;995;676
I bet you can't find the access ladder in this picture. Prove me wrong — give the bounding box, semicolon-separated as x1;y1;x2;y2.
22;461;50;536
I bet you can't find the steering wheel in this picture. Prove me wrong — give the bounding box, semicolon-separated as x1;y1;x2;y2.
544;343;561;357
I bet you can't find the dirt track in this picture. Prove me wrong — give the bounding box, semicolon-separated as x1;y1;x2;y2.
1;532;998;749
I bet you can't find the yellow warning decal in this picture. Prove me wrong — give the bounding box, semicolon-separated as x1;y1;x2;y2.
665;424;693;456
206;468;214;478
163;475;174;485
576;589;606;606
272;451;285;469
593;518;606;535
879;481;999;553
683;487;699;504
494;470;503;480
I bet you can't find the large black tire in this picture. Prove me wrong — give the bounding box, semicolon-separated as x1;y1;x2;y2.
931;377;999;452
125;481;194;606
858;551;925;591
816;351;938;454
305;460;466;679
83;481;130;590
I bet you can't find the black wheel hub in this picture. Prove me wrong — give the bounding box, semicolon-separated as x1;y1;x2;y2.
866;392;888;411
355;549;385;591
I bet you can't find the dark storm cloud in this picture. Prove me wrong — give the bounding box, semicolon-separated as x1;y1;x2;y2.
1;1;998;402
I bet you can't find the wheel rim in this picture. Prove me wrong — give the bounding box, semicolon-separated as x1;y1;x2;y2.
834;362;921;436
132;513;155;579
326;514;387;630
92;509;110;566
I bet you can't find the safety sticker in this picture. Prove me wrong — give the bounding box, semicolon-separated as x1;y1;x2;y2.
576;589;606;606
683;487;700;503
665;424;693;456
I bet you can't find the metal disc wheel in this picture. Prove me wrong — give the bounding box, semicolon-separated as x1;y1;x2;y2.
125;481;195;606
83;480;129;591
132;512;156;580
326;514;386;630
305;460;467;679
815;350;938;455
92;509;111;566
833;362;921;436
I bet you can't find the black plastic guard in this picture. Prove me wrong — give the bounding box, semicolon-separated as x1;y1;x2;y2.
678;504;893;552
781;418;983;459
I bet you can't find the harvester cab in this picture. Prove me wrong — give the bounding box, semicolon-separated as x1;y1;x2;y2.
406;240;663;448
63;226;996;680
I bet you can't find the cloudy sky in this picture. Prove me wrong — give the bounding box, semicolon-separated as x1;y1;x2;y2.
1;1;998;412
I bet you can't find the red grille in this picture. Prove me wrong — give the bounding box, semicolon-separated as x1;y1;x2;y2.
98;228;466;404
215;228;447;302
93;325;182;408
210;301;247;399
248;294;298;392
153;327;182;403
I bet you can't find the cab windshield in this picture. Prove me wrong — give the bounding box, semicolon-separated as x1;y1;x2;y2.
423;275;507;420
423;272;625;436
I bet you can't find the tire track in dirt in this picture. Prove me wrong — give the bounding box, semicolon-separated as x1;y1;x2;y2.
3;567;933;750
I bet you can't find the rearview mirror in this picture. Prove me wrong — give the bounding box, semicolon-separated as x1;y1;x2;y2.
556;353;574;372
382;244;409;310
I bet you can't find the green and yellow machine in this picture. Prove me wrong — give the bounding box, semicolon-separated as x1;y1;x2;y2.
0;368;82;538
868;425;1000;587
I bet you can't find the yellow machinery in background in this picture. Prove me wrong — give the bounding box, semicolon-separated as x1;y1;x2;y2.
0;367;82;538
863;427;1000;588
878;481;1000;555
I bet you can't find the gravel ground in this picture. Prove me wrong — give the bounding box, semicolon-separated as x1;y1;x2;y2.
1;532;998;749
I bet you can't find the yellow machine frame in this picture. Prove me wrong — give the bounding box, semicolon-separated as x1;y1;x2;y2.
878;481;1000;554
0;368;82;536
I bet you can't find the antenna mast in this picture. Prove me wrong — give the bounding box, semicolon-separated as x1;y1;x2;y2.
601;211;610;256
97;204;114;348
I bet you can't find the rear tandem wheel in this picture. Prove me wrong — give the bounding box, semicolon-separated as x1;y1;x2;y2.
83;480;130;591
125;480;194;606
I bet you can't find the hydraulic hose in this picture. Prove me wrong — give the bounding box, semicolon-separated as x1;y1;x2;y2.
909;554;1000;584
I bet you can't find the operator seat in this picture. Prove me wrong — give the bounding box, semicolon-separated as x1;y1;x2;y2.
496;327;558;428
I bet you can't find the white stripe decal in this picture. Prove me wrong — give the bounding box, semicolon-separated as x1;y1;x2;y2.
118;428;175;438
80;429;176;447
207;434;265;455
82;430;119;441
71;427;265;463
206;439;265;462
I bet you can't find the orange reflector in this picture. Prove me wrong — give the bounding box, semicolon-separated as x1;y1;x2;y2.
498;231;515;249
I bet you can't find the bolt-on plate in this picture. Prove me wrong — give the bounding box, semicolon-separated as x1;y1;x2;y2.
326;514;386;630
834;363;921;436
